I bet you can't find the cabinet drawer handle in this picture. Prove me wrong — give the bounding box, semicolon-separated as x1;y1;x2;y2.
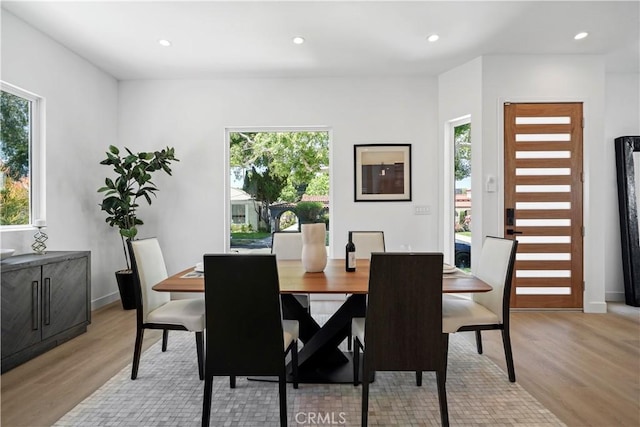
32;281;39;330
44;278;51;325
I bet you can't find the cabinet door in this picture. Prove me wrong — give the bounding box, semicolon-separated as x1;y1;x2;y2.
1;267;42;358
41;257;89;340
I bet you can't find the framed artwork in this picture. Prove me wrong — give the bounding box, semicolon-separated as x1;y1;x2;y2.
354;144;411;202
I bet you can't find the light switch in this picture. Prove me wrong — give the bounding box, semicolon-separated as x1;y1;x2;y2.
414;205;431;215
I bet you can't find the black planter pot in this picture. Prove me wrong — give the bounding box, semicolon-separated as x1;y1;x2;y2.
116;270;136;310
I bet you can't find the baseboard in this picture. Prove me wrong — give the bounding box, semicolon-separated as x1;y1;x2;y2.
605;291;626;302
91;292;121;311
584;301;607;313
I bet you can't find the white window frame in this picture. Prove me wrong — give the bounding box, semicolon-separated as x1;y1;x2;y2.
0;81;46;230
224;126;332;254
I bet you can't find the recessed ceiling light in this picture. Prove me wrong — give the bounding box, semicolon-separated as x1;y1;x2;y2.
292;36;305;45
158;39;172;47
427;34;440;42
574;32;588;40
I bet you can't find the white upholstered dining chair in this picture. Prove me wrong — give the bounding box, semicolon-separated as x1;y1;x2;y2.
351;231;386;259
271;231;310;312
128;238;205;380
442;236;518;382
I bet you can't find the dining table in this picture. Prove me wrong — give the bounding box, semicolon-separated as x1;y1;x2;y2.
153;258;492;383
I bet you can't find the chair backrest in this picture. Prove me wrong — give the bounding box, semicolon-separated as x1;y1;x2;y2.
473;236;518;323
364;252;444;371
128;238;170;322
203;254;285;376
351;231;385;259
271;232;302;260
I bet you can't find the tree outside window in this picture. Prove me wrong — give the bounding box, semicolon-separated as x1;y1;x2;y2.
1;89;31;226
229;131;329;232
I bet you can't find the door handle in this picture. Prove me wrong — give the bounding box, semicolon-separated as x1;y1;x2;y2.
44;277;51;325
32;281;39;330
506;229;523;235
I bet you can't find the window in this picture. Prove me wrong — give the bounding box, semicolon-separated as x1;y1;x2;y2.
231;204;246;224
453;121;471;270
227;129;330;252
0;82;44;227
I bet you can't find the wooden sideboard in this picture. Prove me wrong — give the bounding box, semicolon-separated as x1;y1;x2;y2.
1;251;91;373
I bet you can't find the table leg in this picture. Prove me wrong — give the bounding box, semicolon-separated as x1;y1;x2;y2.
281;293;366;382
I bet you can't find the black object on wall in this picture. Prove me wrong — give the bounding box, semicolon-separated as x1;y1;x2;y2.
614;136;640;307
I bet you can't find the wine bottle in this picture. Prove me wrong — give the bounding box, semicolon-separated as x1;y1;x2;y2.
346;231;356;272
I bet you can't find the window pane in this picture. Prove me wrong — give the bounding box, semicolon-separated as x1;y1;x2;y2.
516;202;571;209
516;168;571;176
1;90;31;226
515;133;571;142
515;219;571;227
515;116;571;124
515;151;571;159
516;253;571;261
516;270;571;278
516;185;571;192
515;236;571;244
516;287;571;295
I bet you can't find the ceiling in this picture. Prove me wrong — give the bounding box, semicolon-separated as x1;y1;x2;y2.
2;1;639;80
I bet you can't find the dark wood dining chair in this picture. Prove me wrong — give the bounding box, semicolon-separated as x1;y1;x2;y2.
442;236;518;382
201;254;299;427
128;238;205;380
352;252;449;427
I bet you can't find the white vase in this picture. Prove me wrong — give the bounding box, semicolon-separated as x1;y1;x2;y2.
301;223;328;273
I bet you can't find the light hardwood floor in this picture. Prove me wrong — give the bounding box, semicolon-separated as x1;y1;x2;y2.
1;302;639;427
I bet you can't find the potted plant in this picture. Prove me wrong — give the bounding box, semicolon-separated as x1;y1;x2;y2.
294;201;324;225
294;201;327;272
98;145;178;309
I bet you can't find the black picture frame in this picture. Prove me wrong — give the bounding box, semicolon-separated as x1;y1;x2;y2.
354;144;411;202
614;136;640;307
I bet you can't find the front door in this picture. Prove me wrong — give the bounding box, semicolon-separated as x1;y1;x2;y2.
504;102;583;309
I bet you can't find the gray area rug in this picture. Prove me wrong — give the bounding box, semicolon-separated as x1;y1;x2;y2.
54;330;564;426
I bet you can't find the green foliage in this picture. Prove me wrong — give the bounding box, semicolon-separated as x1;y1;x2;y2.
1;90;31;225
454;123;471;182
230;131;329;231
295;201;324;223
230;231;270;240
278;182;299;203
0;91;30;180
305;173;329;195
230;131;329;187
0;175;29;225
97;145;178;267
230;223;254;233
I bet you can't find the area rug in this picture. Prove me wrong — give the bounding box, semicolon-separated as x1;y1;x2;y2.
54;331;564;426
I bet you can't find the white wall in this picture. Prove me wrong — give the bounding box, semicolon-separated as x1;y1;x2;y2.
604;73;640;301
118;77;439;279
1;11;121;308
481;55;607;312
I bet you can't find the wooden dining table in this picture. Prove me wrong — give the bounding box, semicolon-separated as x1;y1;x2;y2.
153;258;492;383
